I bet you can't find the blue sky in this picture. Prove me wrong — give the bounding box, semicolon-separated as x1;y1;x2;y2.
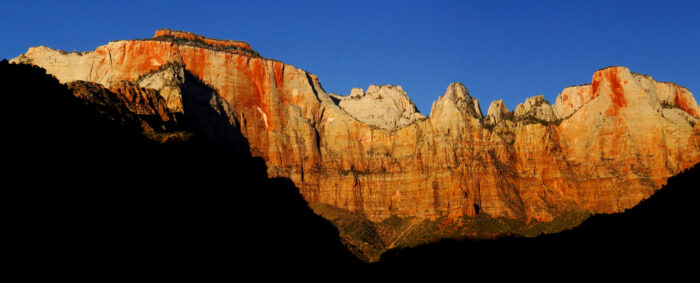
2;0;698;114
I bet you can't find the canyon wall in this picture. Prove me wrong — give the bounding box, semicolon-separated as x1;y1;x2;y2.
12;30;700;224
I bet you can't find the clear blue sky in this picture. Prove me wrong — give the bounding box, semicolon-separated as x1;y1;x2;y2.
2;0;699;114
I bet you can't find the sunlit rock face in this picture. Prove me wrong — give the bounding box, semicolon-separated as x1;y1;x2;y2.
486;99;511;124
332;85;425;129
551;66;700;213
13;31;700;227
514;95;556;122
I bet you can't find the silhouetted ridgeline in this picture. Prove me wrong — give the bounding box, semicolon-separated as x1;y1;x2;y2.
0;60;361;278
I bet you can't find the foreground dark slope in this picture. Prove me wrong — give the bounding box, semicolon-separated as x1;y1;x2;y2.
1;60;361;276
378;163;699;268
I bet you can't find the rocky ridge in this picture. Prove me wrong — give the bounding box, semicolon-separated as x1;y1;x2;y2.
11;29;700;261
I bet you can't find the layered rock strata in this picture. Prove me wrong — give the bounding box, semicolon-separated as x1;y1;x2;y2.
12;30;700;228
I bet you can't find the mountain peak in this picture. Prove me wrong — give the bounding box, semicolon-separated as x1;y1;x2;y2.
486;99;511;124
336;84;425;129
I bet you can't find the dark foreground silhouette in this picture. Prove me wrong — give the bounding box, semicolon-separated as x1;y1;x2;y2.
1;60;361;278
2;60;697;276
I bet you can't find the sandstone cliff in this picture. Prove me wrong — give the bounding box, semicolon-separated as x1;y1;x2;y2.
12;30;700;261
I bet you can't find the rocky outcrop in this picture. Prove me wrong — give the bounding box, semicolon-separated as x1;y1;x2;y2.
12;30;700;261
486;100;511;124
430;82;483;119
514;95;557;123
333;85;425;129
68;80;179;135
136;62;185;113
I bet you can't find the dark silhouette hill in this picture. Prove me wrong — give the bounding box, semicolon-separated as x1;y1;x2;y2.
1;60;361;278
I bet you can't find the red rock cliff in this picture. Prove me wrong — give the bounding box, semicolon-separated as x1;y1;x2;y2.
12;31;700;227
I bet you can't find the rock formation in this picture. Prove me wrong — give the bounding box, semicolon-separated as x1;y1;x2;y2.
68;80;178;135
514;95;557;122
331;85;425;129
486;99;511;124
11;30;700;261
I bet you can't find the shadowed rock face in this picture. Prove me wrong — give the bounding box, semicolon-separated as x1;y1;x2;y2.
68;80;180;136
11;30;700;261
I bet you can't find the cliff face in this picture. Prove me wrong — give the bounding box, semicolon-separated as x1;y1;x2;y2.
11;30;700;256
